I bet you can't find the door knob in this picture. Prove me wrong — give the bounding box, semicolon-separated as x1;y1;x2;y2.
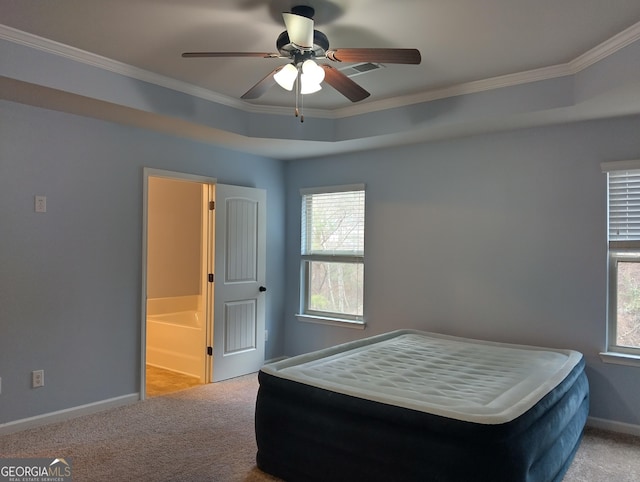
259;286;267;292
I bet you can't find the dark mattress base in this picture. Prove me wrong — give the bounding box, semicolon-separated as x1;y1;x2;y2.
255;358;589;482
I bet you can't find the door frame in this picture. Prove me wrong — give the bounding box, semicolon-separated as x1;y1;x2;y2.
140;168;216;400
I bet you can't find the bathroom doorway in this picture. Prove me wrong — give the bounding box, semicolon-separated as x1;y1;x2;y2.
144;173;213;397
141;169;267;398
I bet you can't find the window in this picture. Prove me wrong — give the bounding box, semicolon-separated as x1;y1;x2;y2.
298;185;365;325
603;162;640;359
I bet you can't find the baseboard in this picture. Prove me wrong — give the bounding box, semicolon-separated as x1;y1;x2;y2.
0;393;139;436
587;416;640;437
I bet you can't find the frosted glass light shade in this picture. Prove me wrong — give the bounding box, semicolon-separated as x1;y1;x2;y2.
300;76;322;94
274;64;298;91
302;59;325;84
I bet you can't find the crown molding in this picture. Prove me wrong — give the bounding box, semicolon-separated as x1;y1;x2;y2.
332;64;573;118
332;20;640;118
0;24;244;109
569;21;640;72
0;23;335;120
2;20;639;120
241;101;333;119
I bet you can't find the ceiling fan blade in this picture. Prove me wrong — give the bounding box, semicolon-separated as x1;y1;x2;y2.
326;48;422;64
240;67;281;99
182;52;280;58
321;65;370;102
282;12;314;49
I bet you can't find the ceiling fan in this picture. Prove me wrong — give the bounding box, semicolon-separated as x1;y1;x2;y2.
182;5;421;121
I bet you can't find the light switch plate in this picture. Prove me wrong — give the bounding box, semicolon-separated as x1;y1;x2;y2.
35;195;47;213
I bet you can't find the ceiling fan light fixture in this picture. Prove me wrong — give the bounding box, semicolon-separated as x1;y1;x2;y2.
274;63;298;91
182;5;421;109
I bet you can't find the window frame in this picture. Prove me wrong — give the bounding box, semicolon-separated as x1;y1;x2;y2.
297;184;366;327
601;160;640;365
607;250;640;356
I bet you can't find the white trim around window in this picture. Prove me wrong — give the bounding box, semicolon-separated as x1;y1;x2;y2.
600;161;640;367
298;184;366;327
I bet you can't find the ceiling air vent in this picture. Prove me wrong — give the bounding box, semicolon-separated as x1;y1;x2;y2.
340;62;385;78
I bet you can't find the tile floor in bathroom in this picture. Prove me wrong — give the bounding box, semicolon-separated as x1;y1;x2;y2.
145;365;201;397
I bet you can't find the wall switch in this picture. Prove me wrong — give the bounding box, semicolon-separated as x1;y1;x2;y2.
32;369;44;388
265;330;268;342
35;196;47;213
0;376;2;394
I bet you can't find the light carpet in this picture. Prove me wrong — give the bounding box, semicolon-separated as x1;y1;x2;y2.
1;373;639;481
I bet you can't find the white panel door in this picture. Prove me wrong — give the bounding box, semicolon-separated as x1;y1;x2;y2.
212;184;266;382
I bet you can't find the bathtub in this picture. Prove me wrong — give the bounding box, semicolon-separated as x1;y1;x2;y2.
146;310;205;379
149;310;202;328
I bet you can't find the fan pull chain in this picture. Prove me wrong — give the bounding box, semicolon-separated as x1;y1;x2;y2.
300;84;304;123
295;72;299;119
294;67;303;122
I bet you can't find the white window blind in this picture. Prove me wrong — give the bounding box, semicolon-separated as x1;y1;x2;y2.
607;168;640;247
301;190;365;256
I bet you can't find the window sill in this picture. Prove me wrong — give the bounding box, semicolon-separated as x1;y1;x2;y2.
295;314;366;330
599;351;640;368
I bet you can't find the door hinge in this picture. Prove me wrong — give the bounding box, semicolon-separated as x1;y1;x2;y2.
208;273;214;283
209;201;215;210
207;346;213;356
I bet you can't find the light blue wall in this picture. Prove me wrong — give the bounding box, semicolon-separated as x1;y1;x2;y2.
3;102;640;430
284;114;640;426
0;100;286;424
3;100;640;430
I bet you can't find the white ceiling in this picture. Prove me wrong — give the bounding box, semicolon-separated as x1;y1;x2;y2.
2;0;640;159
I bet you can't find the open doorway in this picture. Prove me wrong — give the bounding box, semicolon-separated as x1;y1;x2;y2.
141;169;216;399
140;169;267;399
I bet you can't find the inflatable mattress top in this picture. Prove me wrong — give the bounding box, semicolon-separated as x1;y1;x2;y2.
261;329;582;424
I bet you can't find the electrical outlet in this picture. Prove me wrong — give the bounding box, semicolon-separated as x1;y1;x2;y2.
32;369;44;388
35;195;47;213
